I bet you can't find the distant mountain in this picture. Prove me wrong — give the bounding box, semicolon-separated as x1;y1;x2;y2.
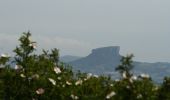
60;55;82;63
66;46;170;83
133;62;170;83
69;46;121;74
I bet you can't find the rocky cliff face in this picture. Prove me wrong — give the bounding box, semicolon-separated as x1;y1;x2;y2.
90;46;120;58
69;46;121;74
86;46;121;65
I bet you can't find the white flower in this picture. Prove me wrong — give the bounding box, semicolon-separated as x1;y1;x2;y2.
15;65;23;70
29;44;32;46
131;75;137;80
129;78;133;83
152;86;159;91
106;91;116;99
36;88;45;95
75;80;83;86
70;94;79;100
29;43;36;49
62;84;65;88
54;67;61;74
0;64;5;68
115;79;120;82
28;37;32;41
93;74;99;78
110;84;114;87
20;74;26;78
84;78;87;81
57;77;61;80
1;53;9;58
33;45;36;49
137;94;142;99
15;65;19;70
129;75;137;83
66;81;72;85
87;73;92;79
48;78;56;85
122;71;127;78
140;73;150;78
126;85;130;89
32;74;39;79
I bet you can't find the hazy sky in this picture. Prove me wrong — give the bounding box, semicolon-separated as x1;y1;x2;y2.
0;0;170;62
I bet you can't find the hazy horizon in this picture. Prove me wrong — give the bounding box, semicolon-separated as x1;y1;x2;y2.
0;0;170;62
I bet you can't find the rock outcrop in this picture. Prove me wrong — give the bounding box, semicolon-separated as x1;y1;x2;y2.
69;46;121;74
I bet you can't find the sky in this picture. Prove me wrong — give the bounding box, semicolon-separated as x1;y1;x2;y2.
0;0;170;62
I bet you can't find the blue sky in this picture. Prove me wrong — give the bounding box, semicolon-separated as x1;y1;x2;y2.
0;0;170;62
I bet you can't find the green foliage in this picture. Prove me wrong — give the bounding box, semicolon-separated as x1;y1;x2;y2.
0;32;170;100
115;54;134;78
157;77;170;100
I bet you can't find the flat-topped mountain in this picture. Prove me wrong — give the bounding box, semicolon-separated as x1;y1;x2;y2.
90;46;120;58
69;46;121;74
65;46;170;83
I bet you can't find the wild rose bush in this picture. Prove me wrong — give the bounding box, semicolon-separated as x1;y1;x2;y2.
0;32;170;100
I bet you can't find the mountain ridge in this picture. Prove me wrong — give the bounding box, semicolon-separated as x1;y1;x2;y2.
61;46;170;83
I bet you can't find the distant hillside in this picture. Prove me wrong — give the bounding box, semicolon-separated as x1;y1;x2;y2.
60;55;82;63
133;62;170;82
66;46;170;83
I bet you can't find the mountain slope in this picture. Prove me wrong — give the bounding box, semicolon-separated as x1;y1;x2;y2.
60;55;81;63
67;46;170;83
69;46;121;74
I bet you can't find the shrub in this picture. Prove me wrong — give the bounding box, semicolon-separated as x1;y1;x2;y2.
0;32;169;100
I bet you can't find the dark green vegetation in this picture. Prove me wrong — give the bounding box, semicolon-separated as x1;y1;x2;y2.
0;32;170;100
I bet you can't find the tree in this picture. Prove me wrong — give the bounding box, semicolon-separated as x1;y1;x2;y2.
115;54;134;78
